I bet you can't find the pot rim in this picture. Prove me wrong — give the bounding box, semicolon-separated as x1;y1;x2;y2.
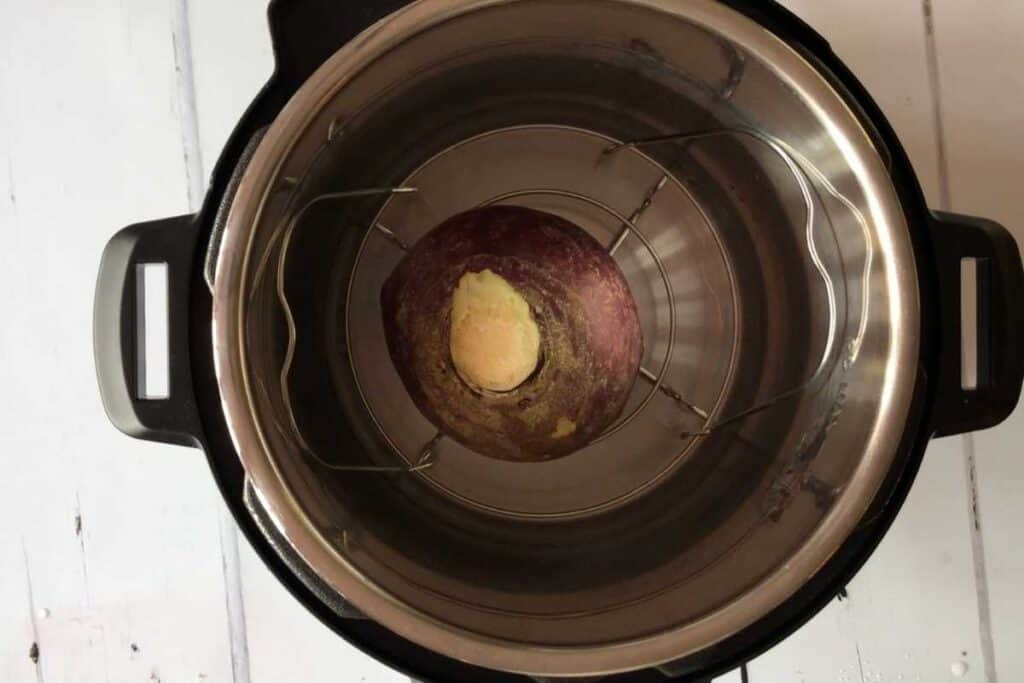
212;0;920;675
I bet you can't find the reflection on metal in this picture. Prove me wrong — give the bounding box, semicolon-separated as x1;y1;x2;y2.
762;383;849;522
252;187;418;302
372;222;410;252
327;116;345;143
721;48;747;100
268;126;871;487
605;127;872;439
608;175;668;256
638;366;709;420
271;186;430;475
242;478;368;620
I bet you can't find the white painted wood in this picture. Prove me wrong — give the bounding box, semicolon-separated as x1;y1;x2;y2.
187;0;275;183
752;2;989;682
0;1;238;682
0;543;41;683
931;2;1024;680
713;667;745;683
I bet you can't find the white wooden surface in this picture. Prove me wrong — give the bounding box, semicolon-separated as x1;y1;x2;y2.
930;3;1024;680
0;1;1020;682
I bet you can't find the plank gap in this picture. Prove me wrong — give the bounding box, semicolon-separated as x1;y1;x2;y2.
921;0;953;210
171;0;206;212
923;2;999;680
963;437;998;683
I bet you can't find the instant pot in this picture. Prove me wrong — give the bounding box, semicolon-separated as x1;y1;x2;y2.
95;1;1024;680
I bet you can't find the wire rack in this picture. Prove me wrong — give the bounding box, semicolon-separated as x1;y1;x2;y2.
247;123;873;478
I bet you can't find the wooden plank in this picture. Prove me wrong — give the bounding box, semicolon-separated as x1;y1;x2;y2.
0;0;238;681
751;2;988;681
0;543;40;683
931;2;1024;680
186;0;275;186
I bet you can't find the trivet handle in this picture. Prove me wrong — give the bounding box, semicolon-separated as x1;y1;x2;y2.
94;214;204;448
930;211;1024;437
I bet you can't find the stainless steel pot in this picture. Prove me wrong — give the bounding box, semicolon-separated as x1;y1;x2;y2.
96;0;1024;680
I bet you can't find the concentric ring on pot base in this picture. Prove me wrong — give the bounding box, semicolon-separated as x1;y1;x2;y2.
339;125;739;520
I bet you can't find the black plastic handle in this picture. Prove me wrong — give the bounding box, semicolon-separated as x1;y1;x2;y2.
94;214;203;448
930;211;1024;437
267;0;413;89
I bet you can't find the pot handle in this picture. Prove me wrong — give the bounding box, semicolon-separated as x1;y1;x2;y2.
94;214;204;448
930;211;1024;437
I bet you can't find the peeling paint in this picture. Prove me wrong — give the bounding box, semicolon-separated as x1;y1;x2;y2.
74;493;91;605
6;156;16;209
22;538;45;683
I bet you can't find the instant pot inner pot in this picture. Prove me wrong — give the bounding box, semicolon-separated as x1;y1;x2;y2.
238;1;885;649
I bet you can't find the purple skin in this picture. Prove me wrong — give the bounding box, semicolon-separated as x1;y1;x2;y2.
381;205;643;462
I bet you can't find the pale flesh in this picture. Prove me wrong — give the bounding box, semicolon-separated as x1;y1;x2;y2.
450;269;541;393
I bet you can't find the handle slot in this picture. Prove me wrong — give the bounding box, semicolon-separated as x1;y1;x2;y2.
136;262;170;400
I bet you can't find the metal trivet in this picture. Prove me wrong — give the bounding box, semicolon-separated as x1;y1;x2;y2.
258;123;873;476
